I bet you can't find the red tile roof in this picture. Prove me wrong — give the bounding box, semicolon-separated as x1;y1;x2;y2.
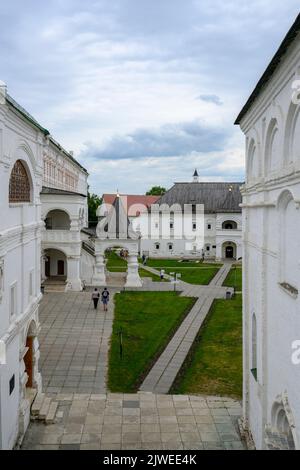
102;194;160;216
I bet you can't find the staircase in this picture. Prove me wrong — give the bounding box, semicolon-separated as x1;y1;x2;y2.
265;426;295;450
43;277;67;293
31;393;59;424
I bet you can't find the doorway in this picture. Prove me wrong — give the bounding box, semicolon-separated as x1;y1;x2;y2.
45;256;50;277
24;336;34;388
57;259;65;275
226;246;234;258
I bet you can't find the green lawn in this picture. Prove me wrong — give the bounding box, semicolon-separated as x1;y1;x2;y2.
223;265;242;291
108;291;196;392
144;258;222;269
165;267;219;285
172;294;242;399
105;250;127;272
142;258;222;285
138;268;167;282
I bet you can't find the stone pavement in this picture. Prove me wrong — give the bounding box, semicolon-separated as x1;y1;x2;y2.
39;290;116;395
140;263;232;393
21;392;245;450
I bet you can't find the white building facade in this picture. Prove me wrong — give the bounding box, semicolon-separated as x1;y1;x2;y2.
41;139;88;292
0;83;88;449
236;14;300;450
0;85;43;449
139;177;243;261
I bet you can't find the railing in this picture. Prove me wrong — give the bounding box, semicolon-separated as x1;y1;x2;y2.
42;230;80;243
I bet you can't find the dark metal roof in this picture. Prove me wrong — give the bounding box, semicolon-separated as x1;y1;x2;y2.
6;93;50;136
235;13;300;125
5;94;88;173
156;182;243;213
193;169;198;177
41;186;87;197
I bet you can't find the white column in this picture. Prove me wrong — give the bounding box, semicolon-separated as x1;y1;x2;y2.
125;253;142;287
92;252;106;286
40;250;46;282
66;255;82;291
215;241;222;261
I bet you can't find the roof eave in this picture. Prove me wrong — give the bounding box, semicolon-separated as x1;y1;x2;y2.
235;13;300;125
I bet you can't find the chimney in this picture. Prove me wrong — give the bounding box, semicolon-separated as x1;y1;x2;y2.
69;150;74;156
0;81;7;105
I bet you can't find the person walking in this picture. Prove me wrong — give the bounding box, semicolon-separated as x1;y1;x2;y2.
160;269;165;281
101;287;110;311
92;288;100;309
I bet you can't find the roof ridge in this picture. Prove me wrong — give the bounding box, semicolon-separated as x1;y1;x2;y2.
235;13;300;124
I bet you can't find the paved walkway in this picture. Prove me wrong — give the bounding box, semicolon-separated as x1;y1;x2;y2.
140;263;232;393
21;392;244;450
39;290;116;395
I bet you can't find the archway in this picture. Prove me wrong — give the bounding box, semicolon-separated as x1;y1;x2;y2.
268;395;298;450
43;248;68;291
24;320;39;392
222;220;238;230
45;209;71;230
44;248;67;278
19;319;41;441
9;159;32;203
222;241;237;259
92;194;142;287
104;246;129;287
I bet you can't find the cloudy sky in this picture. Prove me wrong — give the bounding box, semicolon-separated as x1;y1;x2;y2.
1;1;299;194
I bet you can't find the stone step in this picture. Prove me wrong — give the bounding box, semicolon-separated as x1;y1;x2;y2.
31;392;45;417
45;401;58;424
39;397;52;420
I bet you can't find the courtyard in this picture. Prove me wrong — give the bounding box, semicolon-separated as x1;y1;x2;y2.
38;290;116;395
21;392;244;450
20;262;245;450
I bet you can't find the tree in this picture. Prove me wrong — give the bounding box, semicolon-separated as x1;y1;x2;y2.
88;191;102;227
146;186;166;196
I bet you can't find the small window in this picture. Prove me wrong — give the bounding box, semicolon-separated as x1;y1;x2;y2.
207;224;211;230
192;223;196;230
9;375;15;395
206;246;210;251
155;222;159;229
155;243;160;250
29;271;33;299
212;245;216;249
168;244;173;251
170;222;174;229
10;283;17;318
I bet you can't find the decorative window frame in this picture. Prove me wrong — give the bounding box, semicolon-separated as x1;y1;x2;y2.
9;281;17;320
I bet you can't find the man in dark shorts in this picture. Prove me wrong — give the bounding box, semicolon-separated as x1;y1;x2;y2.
101;287;110;311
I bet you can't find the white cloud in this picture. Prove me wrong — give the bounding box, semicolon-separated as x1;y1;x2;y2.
0;0;299;194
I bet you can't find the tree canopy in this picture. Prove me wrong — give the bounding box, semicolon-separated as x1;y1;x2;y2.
88;192;102;226
146;186;166;196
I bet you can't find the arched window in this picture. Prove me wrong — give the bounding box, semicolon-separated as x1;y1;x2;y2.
251;314;257;380
222;220;237;230
168;243;173;251
9;160;31;203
